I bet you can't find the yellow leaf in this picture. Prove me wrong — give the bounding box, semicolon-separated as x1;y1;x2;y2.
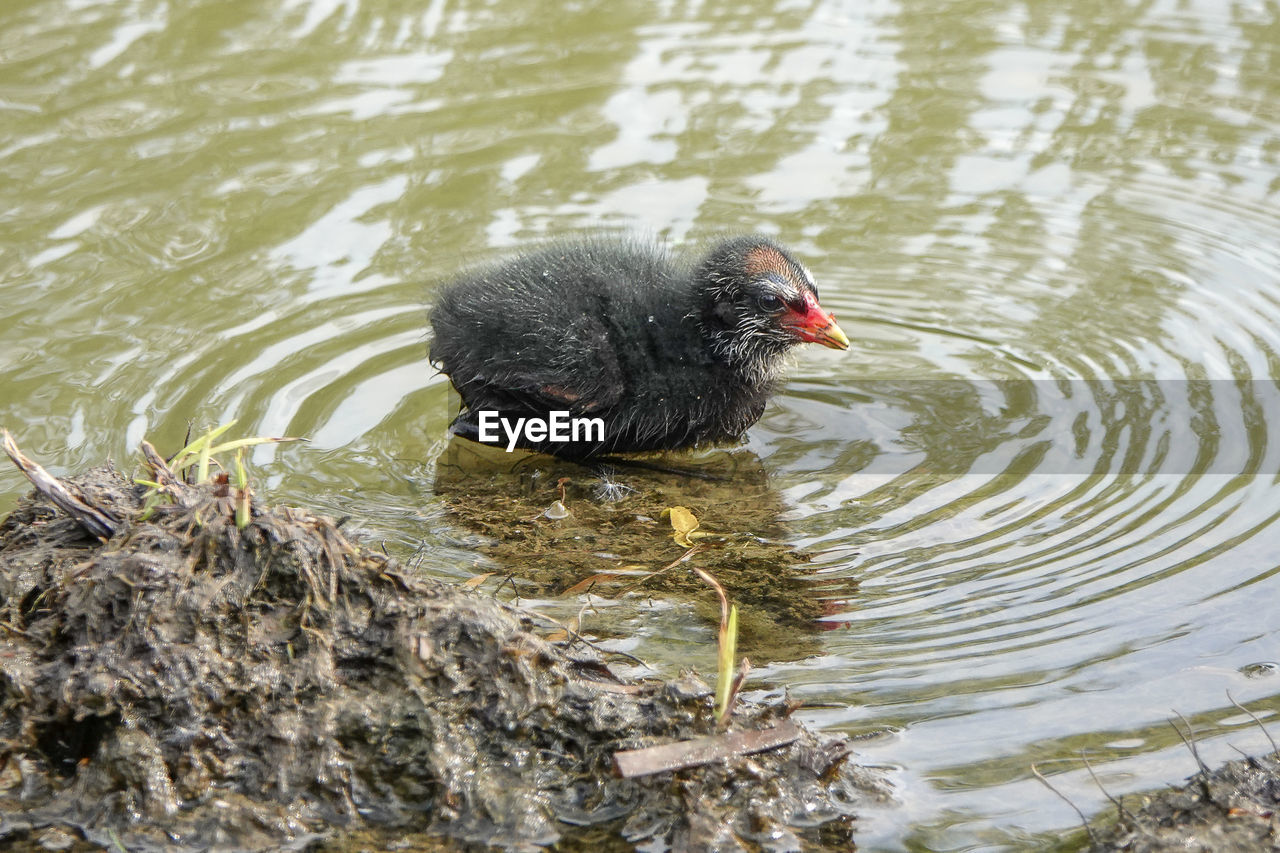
662;505;700;548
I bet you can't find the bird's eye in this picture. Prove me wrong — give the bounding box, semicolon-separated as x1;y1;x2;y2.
757;293;784;312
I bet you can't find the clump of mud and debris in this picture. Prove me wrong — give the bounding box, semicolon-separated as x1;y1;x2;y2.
0;441;888;852
1088;749;1280;852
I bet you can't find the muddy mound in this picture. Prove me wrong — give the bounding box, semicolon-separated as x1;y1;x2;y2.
0;454;887;851
1090;750;1280;852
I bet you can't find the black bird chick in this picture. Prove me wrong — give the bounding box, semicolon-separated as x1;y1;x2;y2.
429;235;849;458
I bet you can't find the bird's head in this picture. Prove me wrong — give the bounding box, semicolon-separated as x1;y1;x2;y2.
694;237;849;374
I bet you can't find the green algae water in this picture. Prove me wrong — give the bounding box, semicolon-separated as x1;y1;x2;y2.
3;0;1280;848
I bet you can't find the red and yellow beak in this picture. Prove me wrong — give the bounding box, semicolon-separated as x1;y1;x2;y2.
784;297;850;351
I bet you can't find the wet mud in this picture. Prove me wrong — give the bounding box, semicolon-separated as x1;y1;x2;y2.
1086;749;1280;852
0;458;887;852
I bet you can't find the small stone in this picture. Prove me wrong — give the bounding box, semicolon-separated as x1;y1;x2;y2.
543;500;571;520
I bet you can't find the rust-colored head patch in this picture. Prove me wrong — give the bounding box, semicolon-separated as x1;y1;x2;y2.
743;245;791;279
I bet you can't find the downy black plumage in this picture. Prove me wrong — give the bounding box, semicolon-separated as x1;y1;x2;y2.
429;235;849;458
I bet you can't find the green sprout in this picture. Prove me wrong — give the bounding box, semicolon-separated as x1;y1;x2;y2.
691;562;749;726
136;420;302;525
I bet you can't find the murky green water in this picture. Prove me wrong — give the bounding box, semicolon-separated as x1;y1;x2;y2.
3;0;1280;848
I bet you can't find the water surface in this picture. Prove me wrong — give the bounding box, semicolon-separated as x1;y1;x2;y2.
2;0;1280;848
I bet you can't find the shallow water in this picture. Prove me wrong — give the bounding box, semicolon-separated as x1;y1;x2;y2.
2;0;1280;848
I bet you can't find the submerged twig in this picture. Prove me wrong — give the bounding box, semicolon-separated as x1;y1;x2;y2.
1081;750;1139;826
1030;762;1098;848
610;544;703;598
1227;691;1279;757
523;607;649;669
1171;711;1213;776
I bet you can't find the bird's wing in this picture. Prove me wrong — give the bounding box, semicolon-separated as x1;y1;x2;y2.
456;311;625;416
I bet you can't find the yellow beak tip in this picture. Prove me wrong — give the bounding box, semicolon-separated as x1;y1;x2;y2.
823;322;851;351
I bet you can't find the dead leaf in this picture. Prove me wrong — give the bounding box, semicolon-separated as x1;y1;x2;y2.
563;573;626;596
662;505;700;547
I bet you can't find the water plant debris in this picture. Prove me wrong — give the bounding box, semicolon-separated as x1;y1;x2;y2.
613;720;803;779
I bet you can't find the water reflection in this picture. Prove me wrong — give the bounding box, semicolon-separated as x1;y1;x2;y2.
432;440;851;664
